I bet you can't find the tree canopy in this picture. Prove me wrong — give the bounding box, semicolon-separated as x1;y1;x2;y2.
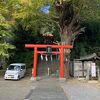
0;0;100;65
0;1;15;62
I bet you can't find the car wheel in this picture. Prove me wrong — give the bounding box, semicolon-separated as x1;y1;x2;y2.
18;75;20;80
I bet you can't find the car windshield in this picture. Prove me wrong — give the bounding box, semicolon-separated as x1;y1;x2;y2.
8;65;20;71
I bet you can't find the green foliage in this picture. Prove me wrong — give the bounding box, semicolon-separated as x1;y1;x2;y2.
71;0;100;21
0;2;15;60
9;49;33;68
0;0;100;63
0;43;15;59
6;0;61;66
7;0;59;41
69;0;100;59
71;19;100;59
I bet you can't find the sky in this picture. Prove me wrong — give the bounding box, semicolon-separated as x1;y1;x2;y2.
40;5;50;14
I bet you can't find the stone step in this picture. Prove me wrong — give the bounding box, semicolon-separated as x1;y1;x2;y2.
37;56;59;76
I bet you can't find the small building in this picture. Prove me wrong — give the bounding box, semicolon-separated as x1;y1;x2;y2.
70;53;100;79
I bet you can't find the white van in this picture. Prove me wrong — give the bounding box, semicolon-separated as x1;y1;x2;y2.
4;63;26;80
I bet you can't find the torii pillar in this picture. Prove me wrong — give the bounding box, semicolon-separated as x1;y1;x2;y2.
25;44;73;80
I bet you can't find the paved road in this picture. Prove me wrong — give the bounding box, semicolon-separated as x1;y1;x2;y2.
25;77;68;100
60;79;100;100
0;77;31;100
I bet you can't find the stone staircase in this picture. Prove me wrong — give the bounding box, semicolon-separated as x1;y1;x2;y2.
37;54;59;77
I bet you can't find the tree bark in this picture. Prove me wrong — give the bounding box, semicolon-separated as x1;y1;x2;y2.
54;0;85;78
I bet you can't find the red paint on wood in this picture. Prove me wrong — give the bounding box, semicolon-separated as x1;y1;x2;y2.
33;47;38;77
25;44;73;49
60;48;64;78
25;44;73;78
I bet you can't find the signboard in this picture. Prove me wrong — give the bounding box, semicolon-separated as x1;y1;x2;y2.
91;63;96;77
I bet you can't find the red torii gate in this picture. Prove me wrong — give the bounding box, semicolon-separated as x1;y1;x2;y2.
25;44;73;79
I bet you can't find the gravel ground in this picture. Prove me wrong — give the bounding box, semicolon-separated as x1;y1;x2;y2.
0;76;32;100
1;76;100;100
60;79;100;100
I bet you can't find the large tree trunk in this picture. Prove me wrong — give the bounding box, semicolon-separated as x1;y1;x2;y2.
54;0;85;78
61;29;71;78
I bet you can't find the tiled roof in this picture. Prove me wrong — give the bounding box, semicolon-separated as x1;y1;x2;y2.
75;53;100;61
